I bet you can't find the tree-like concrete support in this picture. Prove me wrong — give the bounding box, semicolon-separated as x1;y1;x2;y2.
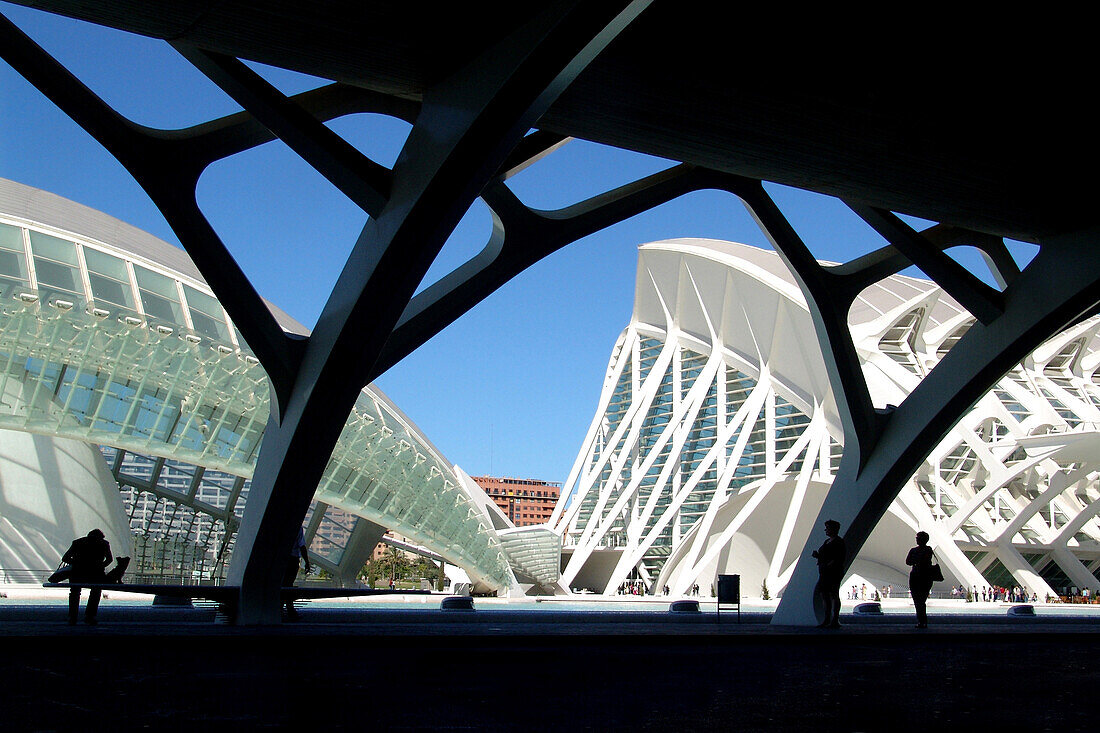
770;225;1100;625
216;2;654;623
1;1;657;622
6;4;1097;627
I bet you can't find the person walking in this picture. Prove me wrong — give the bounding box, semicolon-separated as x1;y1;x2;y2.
812;519;846;628
906;531;935;628
61;529;112;625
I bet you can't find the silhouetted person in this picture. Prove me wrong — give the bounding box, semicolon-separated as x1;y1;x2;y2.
284;526;311;620
906;531;934;628
812;519;845;628
61;529;112;625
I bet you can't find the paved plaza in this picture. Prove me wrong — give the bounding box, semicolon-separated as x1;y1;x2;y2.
3;593;1098;731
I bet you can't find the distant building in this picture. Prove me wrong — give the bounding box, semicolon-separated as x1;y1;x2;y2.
472;476;561;527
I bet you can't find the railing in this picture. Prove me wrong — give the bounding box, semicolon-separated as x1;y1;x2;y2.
0;567;53;584
0;567;230;586
125;572;225;586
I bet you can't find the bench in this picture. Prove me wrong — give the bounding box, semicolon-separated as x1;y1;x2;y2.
43;583;430;621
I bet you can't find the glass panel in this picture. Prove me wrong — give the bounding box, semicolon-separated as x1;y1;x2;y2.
140;290;181;323
189;309;226;341
30;232;83;301
1039;557;1074;595
116;452;160;487
82;247;128;281
21;357;64;399
183;284;229;341
311;505;357;565
88;272;132;309
33;257;82;302
194;469;240;512
0;224;27;287
158;460;197;497
98;444;121;469
134;265;183;324
127;389;179;441
55;369;98;421
91;380;136;433
28;231;78;264
181;284;220;319
0;223;24;251
134;265;177;297
84;248;134;309
234;326;248;351
0;250;26;286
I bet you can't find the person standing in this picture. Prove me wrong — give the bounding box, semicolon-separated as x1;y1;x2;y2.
283;526;312;621
906;531;935;628
812;519;846;628
61;529;112;625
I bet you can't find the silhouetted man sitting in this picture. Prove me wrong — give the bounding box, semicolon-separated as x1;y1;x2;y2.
61;529;112;625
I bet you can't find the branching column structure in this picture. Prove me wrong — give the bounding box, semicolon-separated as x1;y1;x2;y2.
1;1;691;622
756;201;1100;624
4;3;1099;626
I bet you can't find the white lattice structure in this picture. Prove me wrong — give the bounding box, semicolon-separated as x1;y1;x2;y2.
552;239;1100;599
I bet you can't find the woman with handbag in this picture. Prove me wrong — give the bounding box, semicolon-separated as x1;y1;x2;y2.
906;531;938;628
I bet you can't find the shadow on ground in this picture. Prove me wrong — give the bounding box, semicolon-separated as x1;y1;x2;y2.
2;605;1096;731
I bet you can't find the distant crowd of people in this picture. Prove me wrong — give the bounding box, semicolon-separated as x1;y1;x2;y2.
839;572;1045;606
949;584;1037;603
846;583;891;601
616;581;703;596
617;580;647;595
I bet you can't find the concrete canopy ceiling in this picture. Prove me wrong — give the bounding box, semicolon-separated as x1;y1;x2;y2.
10;1;1091;243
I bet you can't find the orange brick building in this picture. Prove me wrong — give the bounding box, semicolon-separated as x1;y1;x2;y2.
471;476;560;527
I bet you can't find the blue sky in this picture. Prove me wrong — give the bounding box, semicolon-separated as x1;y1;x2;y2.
0;4;1028;484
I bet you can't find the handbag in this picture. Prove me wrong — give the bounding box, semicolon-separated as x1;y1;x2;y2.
48;561;72;584
930;553;944;582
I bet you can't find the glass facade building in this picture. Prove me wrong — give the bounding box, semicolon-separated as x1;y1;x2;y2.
0;178;557;593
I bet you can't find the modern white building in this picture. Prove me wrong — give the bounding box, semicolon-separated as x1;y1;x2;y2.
0;178;559;594
552;238;1100;600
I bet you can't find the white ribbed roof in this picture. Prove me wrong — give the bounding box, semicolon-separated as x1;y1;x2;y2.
642;238;966;328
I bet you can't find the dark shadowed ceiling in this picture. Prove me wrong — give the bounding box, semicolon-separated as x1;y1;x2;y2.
10;1;1092;243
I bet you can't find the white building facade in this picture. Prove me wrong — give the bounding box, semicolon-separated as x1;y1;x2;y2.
552;239;1100;600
